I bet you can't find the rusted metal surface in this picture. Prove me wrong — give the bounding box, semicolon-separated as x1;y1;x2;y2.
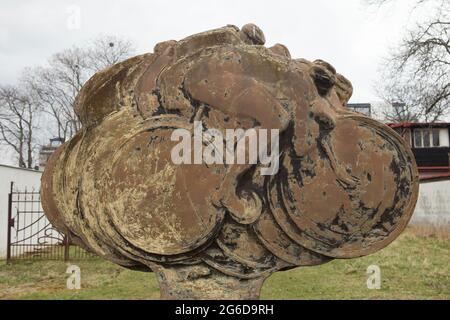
40;24;419;299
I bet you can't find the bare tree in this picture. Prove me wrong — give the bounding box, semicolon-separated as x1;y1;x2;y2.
0;35;135;167
22;47;87;141
22;35;135;142
375;77;443;122
369;0;450;122
0;85;38;168
86;35;135;72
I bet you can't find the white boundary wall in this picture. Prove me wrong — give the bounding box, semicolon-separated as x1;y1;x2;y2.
0;165;42;259
411;179;450;225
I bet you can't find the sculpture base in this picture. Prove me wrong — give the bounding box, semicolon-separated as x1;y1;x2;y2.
150;263;268;300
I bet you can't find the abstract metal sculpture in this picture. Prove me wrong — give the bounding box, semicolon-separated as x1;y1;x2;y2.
41;24;419;299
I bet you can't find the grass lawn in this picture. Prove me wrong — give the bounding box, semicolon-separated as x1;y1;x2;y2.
0;229;448;300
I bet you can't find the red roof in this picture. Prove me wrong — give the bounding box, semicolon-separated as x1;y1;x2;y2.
388;122;450;129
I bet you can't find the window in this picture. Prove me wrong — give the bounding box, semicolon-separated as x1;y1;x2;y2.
413;129;440;148
414;130;421;147
423;130;430;147
432;129;440;146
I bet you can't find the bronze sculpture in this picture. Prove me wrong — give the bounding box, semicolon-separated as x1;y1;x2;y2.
41;24;419;299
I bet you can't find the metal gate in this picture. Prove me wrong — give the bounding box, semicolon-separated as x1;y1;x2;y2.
6;182;95;262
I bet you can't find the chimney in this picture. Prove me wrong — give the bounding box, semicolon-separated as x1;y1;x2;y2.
39;138;64;171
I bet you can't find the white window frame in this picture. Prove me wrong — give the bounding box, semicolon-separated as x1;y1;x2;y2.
413;128;441;148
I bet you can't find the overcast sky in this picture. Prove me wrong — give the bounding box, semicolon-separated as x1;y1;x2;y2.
0;0;431;104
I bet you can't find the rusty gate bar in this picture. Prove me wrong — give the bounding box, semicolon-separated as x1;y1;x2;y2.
6;182;13;262
64;235;69;262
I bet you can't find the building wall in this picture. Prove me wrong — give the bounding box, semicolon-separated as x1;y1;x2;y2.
0;165;42;259
439;129;450;147
404;129;412;147
392;127;412;147
412;179;450;225
412;148;450;167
